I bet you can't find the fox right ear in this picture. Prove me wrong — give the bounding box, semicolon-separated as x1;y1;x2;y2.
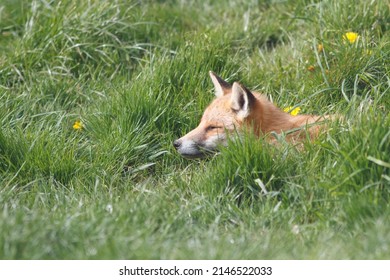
230;82;255;119
209;71;232;97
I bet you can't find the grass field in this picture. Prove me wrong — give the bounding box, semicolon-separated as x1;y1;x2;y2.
0;0;389;259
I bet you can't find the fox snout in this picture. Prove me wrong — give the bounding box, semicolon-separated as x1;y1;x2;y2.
174;125;227;159
173;137;203;159
173;136;213;159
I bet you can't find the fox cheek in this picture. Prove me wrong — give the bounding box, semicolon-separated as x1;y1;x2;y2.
203;130;227;148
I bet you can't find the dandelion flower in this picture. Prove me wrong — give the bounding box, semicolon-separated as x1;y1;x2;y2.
343;32;359;43
283;106;301;116
317;44;324;52
307;65;315;72
73;120;83;130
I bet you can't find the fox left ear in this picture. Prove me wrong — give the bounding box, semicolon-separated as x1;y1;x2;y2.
231;82;255;118
209;71;232;97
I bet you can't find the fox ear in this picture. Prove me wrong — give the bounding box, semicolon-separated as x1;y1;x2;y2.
209;71;232;97
231;82;255;118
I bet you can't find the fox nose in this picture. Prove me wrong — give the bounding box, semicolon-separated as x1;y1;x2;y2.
173;139;182;149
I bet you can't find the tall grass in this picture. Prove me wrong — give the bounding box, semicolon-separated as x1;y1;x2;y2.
0;0;389;259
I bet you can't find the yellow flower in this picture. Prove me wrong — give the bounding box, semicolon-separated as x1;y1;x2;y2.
317;44;324;52
307;65;315;72
343;32;359;43
73;120;83;130
283;106;301;116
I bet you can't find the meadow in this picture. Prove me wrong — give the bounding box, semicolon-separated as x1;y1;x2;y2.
0;0;389;259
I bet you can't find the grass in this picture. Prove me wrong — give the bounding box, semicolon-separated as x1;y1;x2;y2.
0;0;389;259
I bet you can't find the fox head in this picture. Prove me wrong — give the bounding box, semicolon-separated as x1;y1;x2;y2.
173;71;257;159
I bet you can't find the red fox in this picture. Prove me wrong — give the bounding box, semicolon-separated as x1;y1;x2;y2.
174;72;332;159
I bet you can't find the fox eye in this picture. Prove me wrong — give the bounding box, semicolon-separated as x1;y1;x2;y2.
206;125;222;131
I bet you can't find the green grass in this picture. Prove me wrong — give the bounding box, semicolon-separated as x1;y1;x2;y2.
0;0;389;259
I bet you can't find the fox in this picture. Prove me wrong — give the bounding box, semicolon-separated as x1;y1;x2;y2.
173;71;333;159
